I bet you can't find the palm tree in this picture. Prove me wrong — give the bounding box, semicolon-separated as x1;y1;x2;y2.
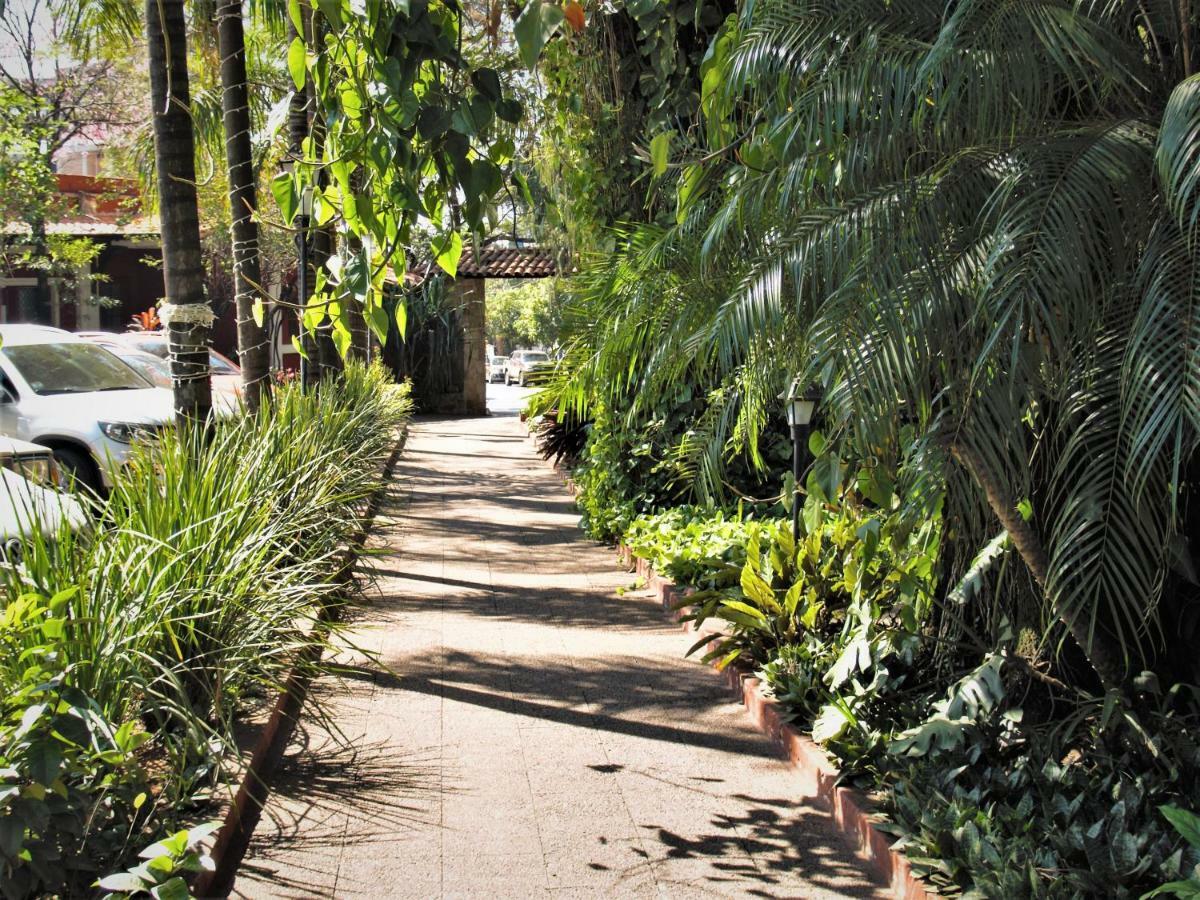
693;0;1200;689
217;0;271;412
145;0;213;423
549;0;1200;693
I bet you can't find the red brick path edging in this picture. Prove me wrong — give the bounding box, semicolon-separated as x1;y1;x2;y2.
618;545;929;900
192;428;409;898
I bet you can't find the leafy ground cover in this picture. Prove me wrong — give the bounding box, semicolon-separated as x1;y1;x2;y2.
612;462;1200;898
0;363;410;898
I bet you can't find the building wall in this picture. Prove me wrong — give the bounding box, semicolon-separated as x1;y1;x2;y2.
0;241;239;358
459;278;487;416
94;242;164;331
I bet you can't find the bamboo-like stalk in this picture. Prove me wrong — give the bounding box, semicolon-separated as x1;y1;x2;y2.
216;0;271;413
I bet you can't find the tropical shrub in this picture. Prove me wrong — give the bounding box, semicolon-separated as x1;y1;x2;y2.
533;406;589;467
97;823;218;899
518;0;1200;888
622;495;1200;897
624;505;782;584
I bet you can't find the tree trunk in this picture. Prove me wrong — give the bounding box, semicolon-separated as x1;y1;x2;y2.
303;15;342;381
341;169;370;364
31;218;51;323
312;221;344;378
145;0;212;424
286;8;318;386
950;440;1127;691
217;0;270;413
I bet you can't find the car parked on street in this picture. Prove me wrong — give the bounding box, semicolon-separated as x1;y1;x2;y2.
0;437;87;562
76;331;244;398
0;325;176;493
77;332;243;402
486;354;507;383
505;349;552;386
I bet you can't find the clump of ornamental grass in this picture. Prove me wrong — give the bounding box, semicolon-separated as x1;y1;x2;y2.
0;362;411;896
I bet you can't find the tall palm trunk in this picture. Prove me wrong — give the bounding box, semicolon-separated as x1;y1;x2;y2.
145;0;212;424
217;0;270;412
950;441;1127;691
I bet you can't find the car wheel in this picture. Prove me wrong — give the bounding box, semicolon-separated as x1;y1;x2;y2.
518;372;526;387
52;447;102;496
505;373;511;385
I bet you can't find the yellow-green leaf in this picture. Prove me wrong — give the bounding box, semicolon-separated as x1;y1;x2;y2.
287;37;306;90
650;131;671;176
739;564;780;613
432;232;463;277
395;301;408;340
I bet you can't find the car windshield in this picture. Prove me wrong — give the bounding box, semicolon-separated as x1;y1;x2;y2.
123;335;168;359
523;352;549;363
4;343;150;395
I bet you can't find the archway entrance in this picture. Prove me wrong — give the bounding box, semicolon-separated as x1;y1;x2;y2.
393;244;560;415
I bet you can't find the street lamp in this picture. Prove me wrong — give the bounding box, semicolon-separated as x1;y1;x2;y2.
781;378;820;541
296;186;314;388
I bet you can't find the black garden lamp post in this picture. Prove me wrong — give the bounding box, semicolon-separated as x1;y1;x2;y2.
782;379;820;541
296;185;314;388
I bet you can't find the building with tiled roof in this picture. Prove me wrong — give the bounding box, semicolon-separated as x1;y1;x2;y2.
405;243;566;286
454;245;561;279
0;174;164;333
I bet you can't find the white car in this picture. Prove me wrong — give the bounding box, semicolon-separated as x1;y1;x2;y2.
0;325;178;493
77;332;246;405
0;436;87;561
77;331;244;398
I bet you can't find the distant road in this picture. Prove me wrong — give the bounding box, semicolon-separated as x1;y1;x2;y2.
486;381;536;416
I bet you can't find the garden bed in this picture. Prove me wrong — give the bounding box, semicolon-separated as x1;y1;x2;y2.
0;364;413;898
193;422;410;897
618;544;928;900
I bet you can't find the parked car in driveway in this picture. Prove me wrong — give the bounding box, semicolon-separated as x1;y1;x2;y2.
0;325;176;493
505;349;552;386
486;354;507;383
76;331;244;398
0;437;87;562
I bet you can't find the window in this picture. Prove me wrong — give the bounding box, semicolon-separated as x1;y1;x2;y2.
4;343;149;395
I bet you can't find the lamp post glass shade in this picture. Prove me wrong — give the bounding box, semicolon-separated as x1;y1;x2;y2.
786;398;815;428
782;378;820;541
782;379;820;428
299;186;314;218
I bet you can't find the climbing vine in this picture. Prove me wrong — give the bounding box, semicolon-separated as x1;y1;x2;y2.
272;0;526;353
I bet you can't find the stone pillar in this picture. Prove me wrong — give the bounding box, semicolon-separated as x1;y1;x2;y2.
76;261;100;330
459;277;486;415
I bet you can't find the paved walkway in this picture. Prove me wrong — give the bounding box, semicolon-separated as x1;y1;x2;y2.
235;413;888;899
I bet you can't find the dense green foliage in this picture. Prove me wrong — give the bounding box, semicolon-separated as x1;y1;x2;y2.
274;0;527;352
0;88;103;289
524;0;735;249
523;0;1200;893
0;364;409;896
626;498;1200;897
